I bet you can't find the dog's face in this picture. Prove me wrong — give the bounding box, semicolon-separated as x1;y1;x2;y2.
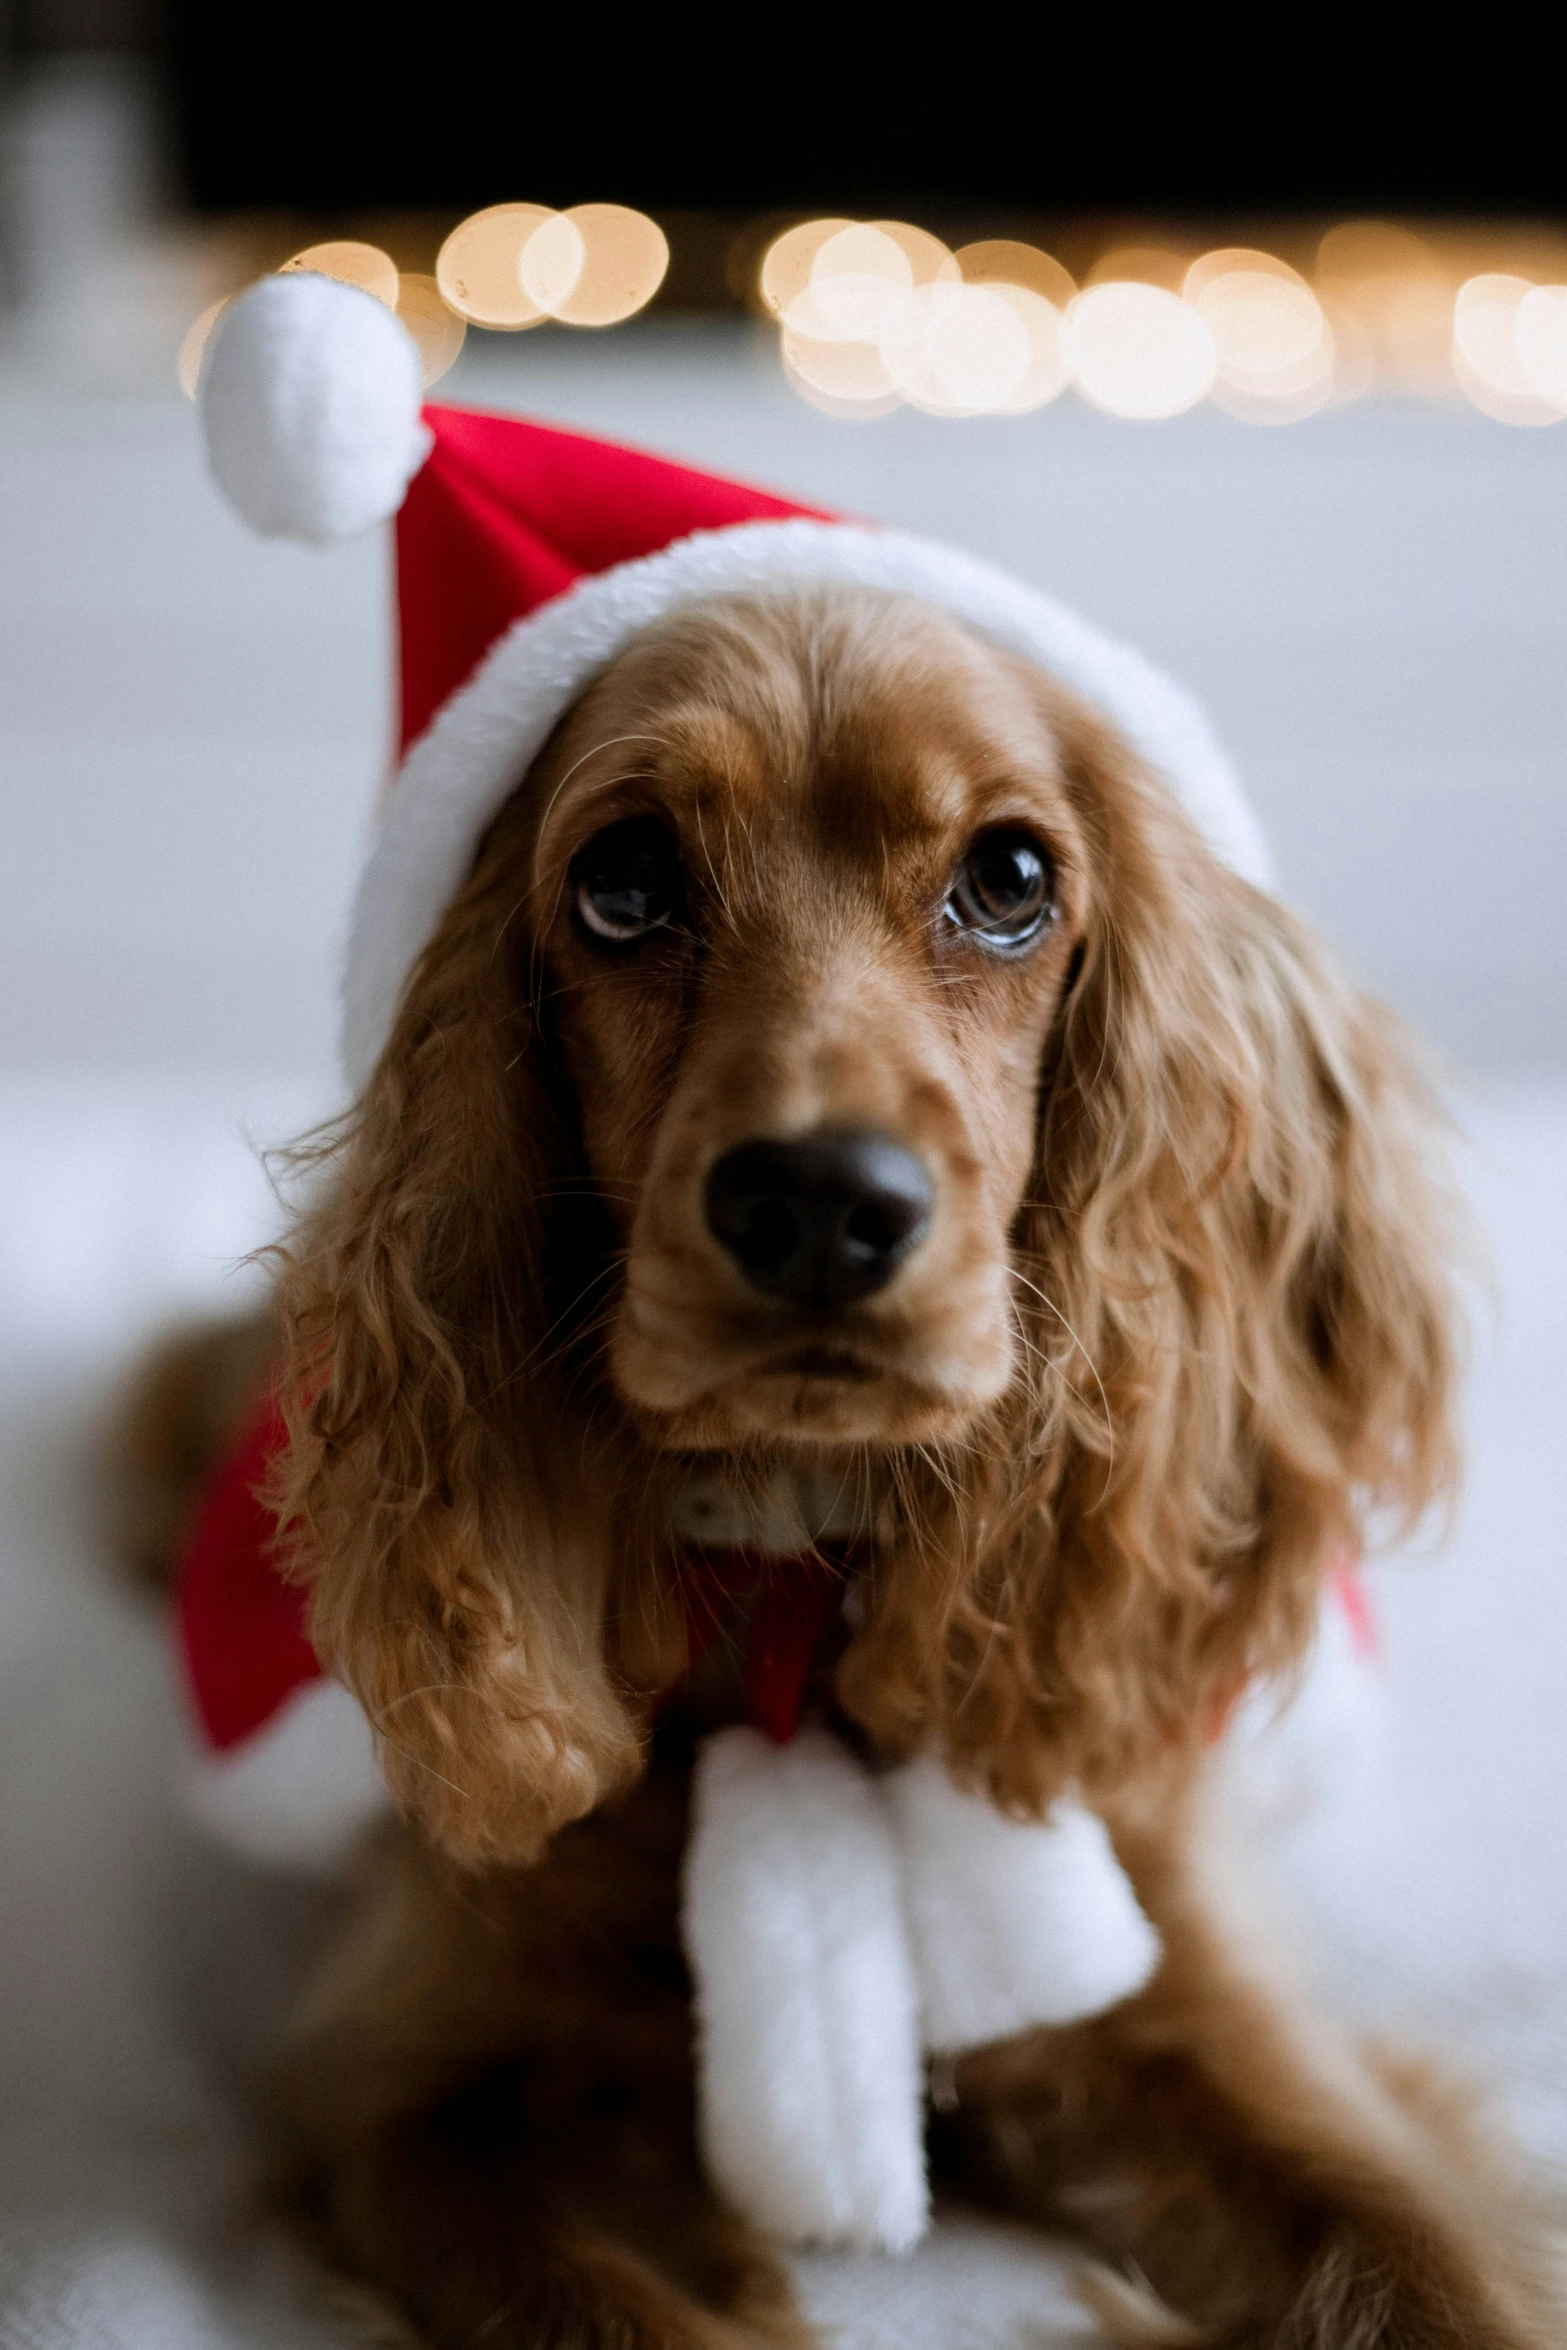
282;577;1459;1863
522;589;1092;1452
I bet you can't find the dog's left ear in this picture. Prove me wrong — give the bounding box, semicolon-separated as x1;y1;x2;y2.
268;801;657;1871
843;698;1465;1807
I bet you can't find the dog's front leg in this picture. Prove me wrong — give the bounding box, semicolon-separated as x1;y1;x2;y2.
270;1777;815;2350
931;1785;1563;2348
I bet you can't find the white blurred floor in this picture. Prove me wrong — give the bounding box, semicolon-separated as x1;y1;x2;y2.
1;327;1565;1083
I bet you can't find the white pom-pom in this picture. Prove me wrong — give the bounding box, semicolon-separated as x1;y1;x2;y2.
198;272;432;546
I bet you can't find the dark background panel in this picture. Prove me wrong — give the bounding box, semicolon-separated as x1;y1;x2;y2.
160;7;1562;219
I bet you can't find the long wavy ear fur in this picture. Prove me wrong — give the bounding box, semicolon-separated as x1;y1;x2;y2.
269;796;656;1870
840;688;1466;1808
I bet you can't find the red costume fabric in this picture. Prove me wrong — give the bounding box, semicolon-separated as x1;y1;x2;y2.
176;1392;316;1752
395;408;827;755
176;1390;857;1760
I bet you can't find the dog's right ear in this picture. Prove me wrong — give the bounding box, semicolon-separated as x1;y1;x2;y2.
270;796;654;1871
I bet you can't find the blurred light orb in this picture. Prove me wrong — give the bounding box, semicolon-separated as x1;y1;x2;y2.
1186;253;1333;418
1317;221;1452;395
868;220;958;289
525;204;668;326
881;281;1031;414
1452;274;1562;424
801;224;914;342
759;219;855;319
981;284;1069;412
1194;270;1325;379
1183;246;1296;298
281;241;399;310
1515;285;1567;410
953;244;1071;413
1453;275;1533;391
177;295;229;399
781;320;900;412
1085;246;1187;292
437;204;555;328
764;218;954;344
521;213;586;316
1317;219;1437;284
956;240;1075;309
1064;282;1216;419
395;272;467;388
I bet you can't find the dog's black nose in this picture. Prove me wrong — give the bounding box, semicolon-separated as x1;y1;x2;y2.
704;1130;934;1307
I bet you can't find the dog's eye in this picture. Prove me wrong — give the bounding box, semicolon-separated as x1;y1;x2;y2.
572;816;682;945
944;828;1055;952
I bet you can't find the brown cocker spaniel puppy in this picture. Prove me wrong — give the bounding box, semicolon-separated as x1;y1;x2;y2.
175;585;1557;2348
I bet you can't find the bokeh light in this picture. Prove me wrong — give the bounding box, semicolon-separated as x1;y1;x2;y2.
525;204;668;326
1182;246;1291;301
176;296;228;399
759;220;856;319
794;224;914;342
436;204;555;328
394;272;466;388
763;219;1074;419
952;245;1072;414
1063;281;1216;419
437;203;667;332
1085;247;1186;292
881;281;1032;414
179;210;1567;434
781;324;901;415
768;219;945;418
1185;249;1333;422
519;213;585;318
1515;286;1567;411
1316;221;1453;395
979;285;1069;413
1453;275;1564;426
280;241;399;310
956;241;1075;309
868;221;959;291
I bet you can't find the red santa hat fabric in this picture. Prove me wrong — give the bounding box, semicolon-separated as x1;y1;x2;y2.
172;1382;385;1871
395;404;827;754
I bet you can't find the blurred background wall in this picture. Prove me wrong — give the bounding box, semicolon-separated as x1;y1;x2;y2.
0;3;1562;1085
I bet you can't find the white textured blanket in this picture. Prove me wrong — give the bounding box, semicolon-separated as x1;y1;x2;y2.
0;1078;1564;2349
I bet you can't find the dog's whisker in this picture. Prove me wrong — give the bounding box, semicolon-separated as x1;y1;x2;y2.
1007;1263;1116;1497
690;797;730;928
479;1258;627;1402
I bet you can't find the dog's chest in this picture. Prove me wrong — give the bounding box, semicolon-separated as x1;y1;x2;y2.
661;1462;878;1741
667;1459;878;1557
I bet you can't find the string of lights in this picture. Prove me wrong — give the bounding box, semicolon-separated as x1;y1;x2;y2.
177;209;1567;429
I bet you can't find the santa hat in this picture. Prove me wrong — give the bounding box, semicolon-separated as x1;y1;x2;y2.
184;268;1321;2252
199;270;1272;1095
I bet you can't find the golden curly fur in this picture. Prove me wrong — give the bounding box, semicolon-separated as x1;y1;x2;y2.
150;586;1561;2343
